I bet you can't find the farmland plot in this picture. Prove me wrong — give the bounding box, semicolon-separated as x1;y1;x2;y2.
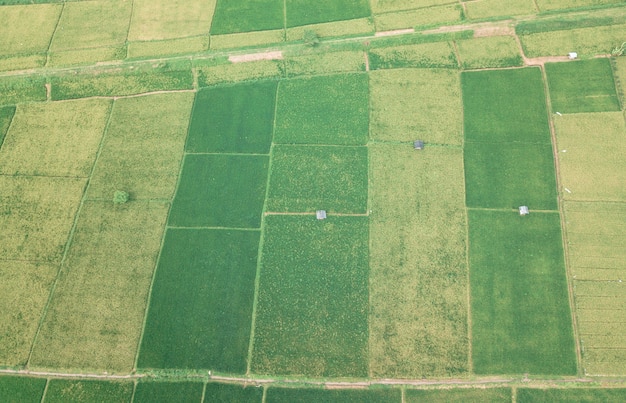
517;387;626;402
456;36;523;69
373;4;463;30
520;24;626;57
368;42;457;70
535;0;624;12
266;387;400;402
284;50;365;77
464;0;536;20
369;0;456;13
134;381;204;403
286;0;371;27
210;0;283;34
44;379;133;403
196;60;285;86
0;75;46;106
204;382;263;402
0;375;46;403
405;387;512;402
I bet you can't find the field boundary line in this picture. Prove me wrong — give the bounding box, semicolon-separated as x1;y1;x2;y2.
166;226;260;231
264;211;368;217
0;105;17;151
273;142;367;148
366;71;373;378
451;40;462;68
466;207;558;213
540;64;584;376
124;0;136;60
44;2;65;68
185;151;270;156
25;99;115;368
40;378;50;403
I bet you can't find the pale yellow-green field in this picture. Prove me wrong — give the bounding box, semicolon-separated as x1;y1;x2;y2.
284;50;365;77
47;47;126;68
370;0;457;14
456;35;523;69
536;0;622;12
464;0;537;20
196;59;285;86
0;4;61;56
209;29;285;50
127;36;209;59
520;24;626;57
374;4;462;31
368;41;457;69
285;18;374;41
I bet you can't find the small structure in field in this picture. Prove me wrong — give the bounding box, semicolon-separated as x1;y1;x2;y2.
413;140;425;150
519;206;529;216
568;52;578;60
316;210;327;220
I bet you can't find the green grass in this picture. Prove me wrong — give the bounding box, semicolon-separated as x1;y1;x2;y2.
204;382;263;402
87;93;193;201
44;379;133;403
128;0;216;41
405;387;512;402
274;73;369;145
554;112;626;202
266;387;401;402
0;105;15;147
267;145;368;213
546;59;620;113
456;36;523;69
0;375;46;403
0;99;110;177
251;215;369;377
210;0;284;34
186;81;277;154
196;60;285;86
520;23;626;57
127;37;209;59
469;210;577;375
465;0;536;19
462;68;551;144
369;68;462;144
370;0;454;13
138;229;258;372
133;382;204;403
286;0;371;27
0;261;57;366
368;42;457;70
369;145;468;378
50;66;194;100
515;10;626;35
29;201;169;372
517;388;626;402
0;75;47;106
49;0;131;52
284;50;365;77
168;154;269;228
0;4;61;56
536;0;624;11
0;176;85;262
464;142;558;210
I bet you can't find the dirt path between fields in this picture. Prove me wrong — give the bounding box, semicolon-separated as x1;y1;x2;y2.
229;51;283;63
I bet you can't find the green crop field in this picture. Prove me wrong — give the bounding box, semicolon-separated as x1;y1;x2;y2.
274;73;369;145
87;93;193;201
204;382;263;402
369;145;468;378
554;112;626;201
186;81;276;154
546;59;620;113
44;379;133;403
368;42;457;70
0;4;60;56
468;210;577;375
0;99;110;177
284;50;365;77
0;375;46;403
286;0;371;27
405;387;512;402
373;4;463;31
517;387;626;402
138;229;259;372
196;59;285;86
369;68;461;144
266;387;401;402
210;0;283;34
370;0;455;14
464;0;536;19
134;381;204;403
128;0;216;41
520;23;626;57
456;36;523;69
0;105;15;147
0;75;46;106
29;202;169;372
285;18;374;41
251;215;369;377
168;154;269;228
266;145;368;213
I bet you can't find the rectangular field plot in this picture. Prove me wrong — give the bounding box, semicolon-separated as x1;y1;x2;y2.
462;68;550;144
368;42;457;70
370;0;455;13
0;176;84;262
546;59;620;113
464;142;558;210
45;379;133;403
469;210;576;375
369;145;468;378
266;387;400;402
286;0;371;27
87;93;194;201
134;381;204;403
0;375;46;403
267;145;368;213
0;99;110;177
0;261;57;366
0;106;15;146
521;24;626;58
464;0;536;20
196;60;285;86
369;68;461;144
29;201;168;372
285;18;374;41
138;229;258;372
0;75;46;106
210;0;284;34
456;36;523;69
518;387;626;403
251;215;369;377
555;113;626;202
205;383;263;402
274;73;368;145
128;0;216;41
0;4;61;56
186;81;277;154
406;387;512;402
168;154;269;228
373;4;463;31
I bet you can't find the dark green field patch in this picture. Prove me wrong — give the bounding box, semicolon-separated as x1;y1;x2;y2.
274;73;369;145
0;106;15;147
0;75;46;106
45;379;132;403
168;154;269;228
286;0;371;27
464;142;558;210
210;0;284;34
133;382;204;403
0;375;46;403
267;145;368;213
138;229;259;372
462;68;550;144
266;387;400;402
204;382;263;402
469;210;576;375
405;387;511;402
517;388;626;403
545;58;620;113
251;215;369;377
186;81;277;154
